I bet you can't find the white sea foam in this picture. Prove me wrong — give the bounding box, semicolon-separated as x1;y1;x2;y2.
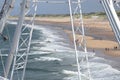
63;76;78;80
90;62;111;70
32;24;120;80
63;58;120;80
40;44;73;52
29;51;52;55
62;70;78;80
31;40;42;44
87;57;120;78
94;76;120;80
34;57;63;62
0;76;9;80
7;21;17;25
40;26;63;39
7;21;120;80
90;57;108;63
7;21;48;31
62;70;77;75
91;63;120;78
32;25;66;44
54;41;70;46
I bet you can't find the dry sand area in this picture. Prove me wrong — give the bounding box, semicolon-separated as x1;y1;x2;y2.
33;16;120;57
11;16;120;57
83;18;120;57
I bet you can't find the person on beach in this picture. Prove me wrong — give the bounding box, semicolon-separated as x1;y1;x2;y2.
105;48;109;51
114;46;117;50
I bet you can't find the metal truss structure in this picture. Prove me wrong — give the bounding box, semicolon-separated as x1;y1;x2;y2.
33;0;92;80
5;0;120;80
2;0;36;80
68;0;92;80
10;2;37;80
0;0;102;80
0;0;15;34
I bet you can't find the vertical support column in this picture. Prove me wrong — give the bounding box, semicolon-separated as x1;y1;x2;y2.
77;0;87;52
4;0;27;78
10;1;37;80
68;0;81;80
68;0;92;80
0;0;15;34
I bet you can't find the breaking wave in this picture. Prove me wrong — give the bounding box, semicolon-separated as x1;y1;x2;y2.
34;57;63;62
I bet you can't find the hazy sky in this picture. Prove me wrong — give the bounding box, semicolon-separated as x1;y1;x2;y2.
9;0;104;15
0;0;116;15
82;0;103;13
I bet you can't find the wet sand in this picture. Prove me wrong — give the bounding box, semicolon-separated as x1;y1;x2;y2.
32;16;120;69
33;17;120;53
10;16;120;70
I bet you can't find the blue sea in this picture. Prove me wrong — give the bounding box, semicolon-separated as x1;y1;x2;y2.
0;22;120;80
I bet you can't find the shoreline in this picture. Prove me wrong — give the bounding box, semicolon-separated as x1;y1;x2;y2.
9;17;120;70
34;17;120;69
9;17;120;56
33;17;120;55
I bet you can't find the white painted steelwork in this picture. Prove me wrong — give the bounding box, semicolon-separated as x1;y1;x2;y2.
101;0;120;45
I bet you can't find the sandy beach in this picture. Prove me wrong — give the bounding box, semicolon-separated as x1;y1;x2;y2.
32;17;120;53
9;16;120;70
30;16;120;69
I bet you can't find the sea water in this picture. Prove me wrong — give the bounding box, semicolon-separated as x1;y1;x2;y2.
0;22;120;80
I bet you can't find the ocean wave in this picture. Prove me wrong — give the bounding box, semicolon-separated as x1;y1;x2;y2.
89;61;120;79
34;57;63;62
91;65;120;78
29;51;52;55
94;75;120;80
63;59;120;80
62;70;77;75
0;76;9;80
38;26;65;41
7;21;45;30
7;21;17;25
40;44;73;53
0;54;8;56
90;62;111;70
31;25;65;43
6;21;120;80
63;77;77;80
90;57;109;63
26;67;57;73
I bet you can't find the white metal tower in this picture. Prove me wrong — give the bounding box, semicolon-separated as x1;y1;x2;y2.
0;0;15;34
68;0;92;80
3;0;36;80
10;1;37;80
34;0;92;80
4;0;28;79
1;0;120;80
1;0;93;80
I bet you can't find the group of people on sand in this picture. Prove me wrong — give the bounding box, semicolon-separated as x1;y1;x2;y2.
105;46;118;51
